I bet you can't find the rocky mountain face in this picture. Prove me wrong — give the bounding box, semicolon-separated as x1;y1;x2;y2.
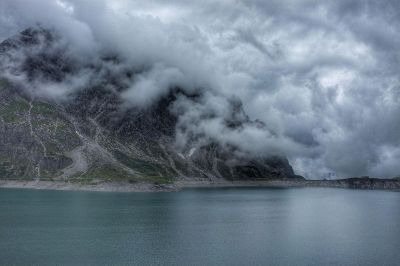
0;28;300;184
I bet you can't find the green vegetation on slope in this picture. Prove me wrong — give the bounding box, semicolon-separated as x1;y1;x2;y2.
113;150;175;183
70;160;174;185
0;78;8;89
70;164;136;184
0;156;30;180
32;101;57;116
0;97;30;122
30;100;81;154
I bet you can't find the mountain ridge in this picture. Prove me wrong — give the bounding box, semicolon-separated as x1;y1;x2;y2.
0;28;300;184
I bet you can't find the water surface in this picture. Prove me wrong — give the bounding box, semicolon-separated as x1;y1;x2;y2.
0;187;399;265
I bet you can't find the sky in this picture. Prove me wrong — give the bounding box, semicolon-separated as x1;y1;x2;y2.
0;0;400;179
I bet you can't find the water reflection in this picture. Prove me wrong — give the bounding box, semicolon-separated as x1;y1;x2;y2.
0;188;399;265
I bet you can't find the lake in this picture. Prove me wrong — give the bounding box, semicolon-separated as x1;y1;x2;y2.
0;187;399;266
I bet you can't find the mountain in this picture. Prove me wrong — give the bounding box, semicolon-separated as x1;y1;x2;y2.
0;28;300;184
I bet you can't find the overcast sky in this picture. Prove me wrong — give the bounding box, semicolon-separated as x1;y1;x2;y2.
1;0;400;179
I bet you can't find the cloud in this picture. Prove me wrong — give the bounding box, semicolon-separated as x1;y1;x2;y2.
121;63;190;108
1;0;400;178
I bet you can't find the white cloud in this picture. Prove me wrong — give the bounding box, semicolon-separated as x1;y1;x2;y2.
1;0;400;178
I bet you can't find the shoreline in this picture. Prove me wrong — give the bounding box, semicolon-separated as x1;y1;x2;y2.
1;178;399;192
0;180;178;192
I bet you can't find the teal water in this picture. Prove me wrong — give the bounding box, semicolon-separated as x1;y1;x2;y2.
0;187;399;266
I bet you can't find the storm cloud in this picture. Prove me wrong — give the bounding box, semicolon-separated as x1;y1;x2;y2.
1;0;400;179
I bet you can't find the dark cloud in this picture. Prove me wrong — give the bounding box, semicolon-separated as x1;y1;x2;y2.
1;0;400;178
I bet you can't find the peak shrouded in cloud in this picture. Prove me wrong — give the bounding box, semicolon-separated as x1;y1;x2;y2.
1;0;400;179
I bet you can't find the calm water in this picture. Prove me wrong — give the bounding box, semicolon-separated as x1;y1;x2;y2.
0;187;399;266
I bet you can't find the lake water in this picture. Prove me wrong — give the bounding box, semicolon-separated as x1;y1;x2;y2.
0;187;399;266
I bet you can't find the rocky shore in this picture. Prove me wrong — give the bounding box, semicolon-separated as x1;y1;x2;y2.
176;177;400;190
0;180;178;192
1;177;399;192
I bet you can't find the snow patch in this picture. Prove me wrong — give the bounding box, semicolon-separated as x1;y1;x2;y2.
188;148;196;157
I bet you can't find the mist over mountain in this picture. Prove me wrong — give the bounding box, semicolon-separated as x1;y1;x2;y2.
1;0;400;179
0;28;298;182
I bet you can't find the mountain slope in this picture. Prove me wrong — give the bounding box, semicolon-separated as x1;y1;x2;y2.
0;28;300;184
